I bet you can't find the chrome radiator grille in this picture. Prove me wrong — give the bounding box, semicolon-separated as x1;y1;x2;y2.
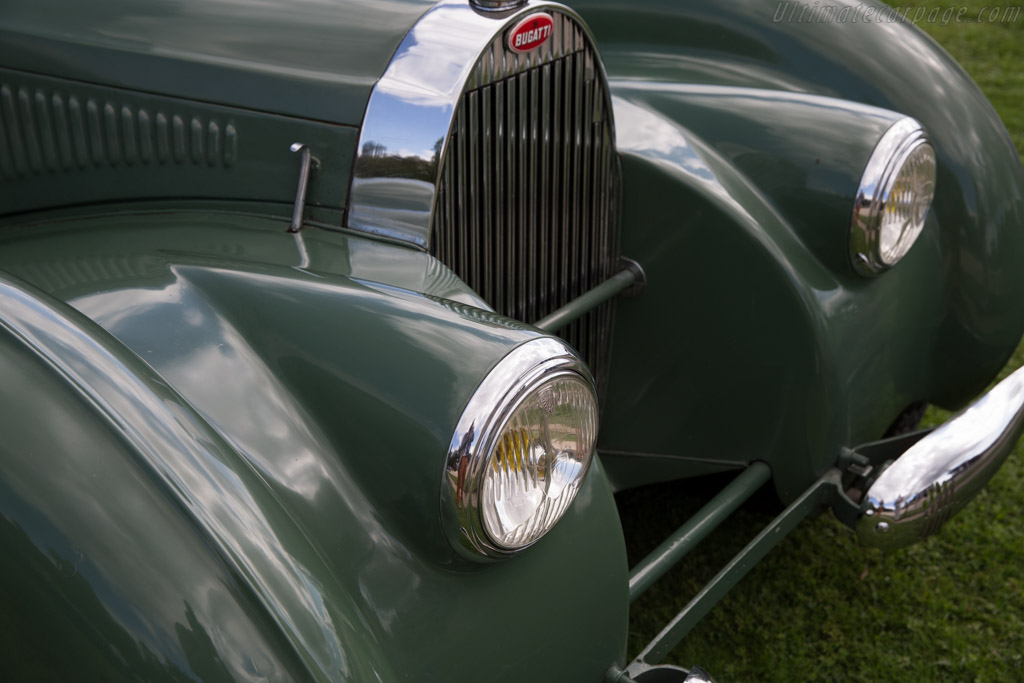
431;13;619;390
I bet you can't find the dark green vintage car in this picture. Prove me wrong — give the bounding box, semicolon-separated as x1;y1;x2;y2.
2;0;1023;680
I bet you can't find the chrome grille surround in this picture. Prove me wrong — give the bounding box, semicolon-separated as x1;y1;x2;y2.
433;14;618;393
348;1;618;387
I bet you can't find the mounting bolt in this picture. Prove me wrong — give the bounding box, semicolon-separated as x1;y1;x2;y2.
617;257;647;297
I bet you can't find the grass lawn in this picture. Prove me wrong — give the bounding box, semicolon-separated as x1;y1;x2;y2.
618;3;1024;679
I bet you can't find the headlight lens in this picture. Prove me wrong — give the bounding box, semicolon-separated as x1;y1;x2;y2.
481;375;598;548
850;117;936;276
442;338;599;559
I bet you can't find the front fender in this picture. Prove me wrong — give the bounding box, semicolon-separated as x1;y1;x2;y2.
600;97;842;500
581;0;1024;498
0;212;629;681
0;271;358;681
579;0;1024;404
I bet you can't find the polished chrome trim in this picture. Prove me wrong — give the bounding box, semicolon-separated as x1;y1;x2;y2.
471;0;528;10
683;666;717;683
858;364;1024;549
850;117;935;276
425;8;617;394
352;0;620;397
347;0;609;248
440;337;597;560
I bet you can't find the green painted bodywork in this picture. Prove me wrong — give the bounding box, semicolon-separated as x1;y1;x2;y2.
0;68;359;219
576;0;1024;499
0;213;628;680
0;0;433;125
1;0;1023;679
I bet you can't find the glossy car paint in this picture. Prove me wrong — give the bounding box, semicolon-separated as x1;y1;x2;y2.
0;0;434;125
0;213;628;680
571;0;1024;499
0;67;359;218
1;0;1023;679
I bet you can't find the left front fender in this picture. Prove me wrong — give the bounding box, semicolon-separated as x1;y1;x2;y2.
0;213;630;681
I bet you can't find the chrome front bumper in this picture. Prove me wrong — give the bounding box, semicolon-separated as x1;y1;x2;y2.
609;366;1024;679
855;365;1024;549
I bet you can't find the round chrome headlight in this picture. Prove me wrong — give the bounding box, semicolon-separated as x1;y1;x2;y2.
442;337;599;560
850;117;937;276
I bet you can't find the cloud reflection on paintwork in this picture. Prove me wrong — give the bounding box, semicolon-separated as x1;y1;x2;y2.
614;95;734;199
69;264;493;644
75;278;335;503
0;319;298;680
0;276;374;679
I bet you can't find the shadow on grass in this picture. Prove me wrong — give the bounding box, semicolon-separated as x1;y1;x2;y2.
618;4;1024;677
618;340;1024;680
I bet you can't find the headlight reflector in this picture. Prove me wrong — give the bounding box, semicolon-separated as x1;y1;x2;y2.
850;117;936;276
442;338;599;559
481;375;598;549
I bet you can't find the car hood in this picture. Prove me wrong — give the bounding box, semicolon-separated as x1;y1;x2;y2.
0;0;434;125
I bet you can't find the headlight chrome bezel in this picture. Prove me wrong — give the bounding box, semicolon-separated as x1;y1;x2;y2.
850;117;937;276
441;337;598;561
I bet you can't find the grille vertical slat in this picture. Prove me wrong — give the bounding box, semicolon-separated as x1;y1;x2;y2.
539;62;551;320
481;84;493;305
494;78;505;311
468;90;480;295
577;65;595;368
432;12;619;394
559;53;571;313
505;75;516;316
517;70;529;322
590;89;606;375
528;65;539;325
444;129;455;269
456;103;468;278
570;50;584;306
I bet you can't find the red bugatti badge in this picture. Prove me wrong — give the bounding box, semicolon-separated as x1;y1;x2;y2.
508;13;554;54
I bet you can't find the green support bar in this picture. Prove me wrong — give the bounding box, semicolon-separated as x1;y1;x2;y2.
629;469;841;671
628;462;772;603
533;268;638;333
